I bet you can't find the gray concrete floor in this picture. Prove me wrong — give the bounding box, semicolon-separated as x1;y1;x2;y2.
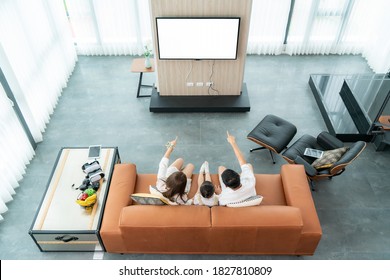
1;54;389;260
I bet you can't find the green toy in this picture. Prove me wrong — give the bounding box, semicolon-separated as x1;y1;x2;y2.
84;188;96;196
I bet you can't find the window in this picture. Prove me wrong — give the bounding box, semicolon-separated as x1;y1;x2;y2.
64;0;152;55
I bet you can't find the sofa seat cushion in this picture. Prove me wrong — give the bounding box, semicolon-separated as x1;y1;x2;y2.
134;174;286;205
254;174;286;205
210;206;303;254
119;205;211;253
134;174;157;193
211;205;302;227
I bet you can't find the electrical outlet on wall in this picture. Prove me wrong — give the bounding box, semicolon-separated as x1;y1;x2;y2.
186;82;194;87
206;82;213;87
196;82;204;87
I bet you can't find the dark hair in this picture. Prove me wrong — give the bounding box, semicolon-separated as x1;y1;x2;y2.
163;171;188;202
221;169;240;189
200;181;215;198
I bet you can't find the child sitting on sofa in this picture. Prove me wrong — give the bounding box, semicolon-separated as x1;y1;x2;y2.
193;161;219;207
156;136;194;205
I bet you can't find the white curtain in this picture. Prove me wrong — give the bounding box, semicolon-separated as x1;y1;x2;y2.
65;0;152;55
286;0;352;55
0;84;35;222
0;0;76;221
247;0;390;73
0;0;77;142
361;1;390;73
284;0;390;72
247;0;291;55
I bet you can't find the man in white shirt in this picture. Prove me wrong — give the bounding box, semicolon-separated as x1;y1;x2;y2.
215;131;256;206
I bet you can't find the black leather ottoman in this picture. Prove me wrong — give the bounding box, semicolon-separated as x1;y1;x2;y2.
247;114;297;163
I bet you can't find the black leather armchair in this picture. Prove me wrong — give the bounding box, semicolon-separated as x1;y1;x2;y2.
282;131;366;182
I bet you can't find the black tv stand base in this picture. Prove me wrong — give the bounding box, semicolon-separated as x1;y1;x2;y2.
149;83;250;113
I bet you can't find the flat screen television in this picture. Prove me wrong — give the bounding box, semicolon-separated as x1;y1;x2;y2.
156;17;240;60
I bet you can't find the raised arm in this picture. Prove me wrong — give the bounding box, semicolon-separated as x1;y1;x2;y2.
163;136;178;159
226;131;247;166
157;137;178;192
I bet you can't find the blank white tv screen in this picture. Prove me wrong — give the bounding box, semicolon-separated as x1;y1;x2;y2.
156;17;240;60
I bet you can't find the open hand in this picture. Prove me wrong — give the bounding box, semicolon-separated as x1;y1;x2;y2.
215;184;222;195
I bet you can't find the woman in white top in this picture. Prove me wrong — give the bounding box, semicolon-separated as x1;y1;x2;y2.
156;136;194;205
193;161;219;207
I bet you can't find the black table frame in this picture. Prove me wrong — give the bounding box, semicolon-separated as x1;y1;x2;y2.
136;72;153;98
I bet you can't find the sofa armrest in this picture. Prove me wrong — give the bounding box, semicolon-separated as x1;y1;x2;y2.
100;163;137;253
280;164;322;255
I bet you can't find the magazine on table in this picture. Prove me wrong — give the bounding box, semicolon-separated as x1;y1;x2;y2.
304;148;324;159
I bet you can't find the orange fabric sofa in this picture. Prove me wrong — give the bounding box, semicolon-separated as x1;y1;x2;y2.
100;163;322;255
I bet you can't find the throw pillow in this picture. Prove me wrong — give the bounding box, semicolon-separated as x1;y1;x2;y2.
311;147;349;169
226;195;263;208
130;193;169;205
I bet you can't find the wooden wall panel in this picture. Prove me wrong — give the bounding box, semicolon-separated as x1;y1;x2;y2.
149;0;252;96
